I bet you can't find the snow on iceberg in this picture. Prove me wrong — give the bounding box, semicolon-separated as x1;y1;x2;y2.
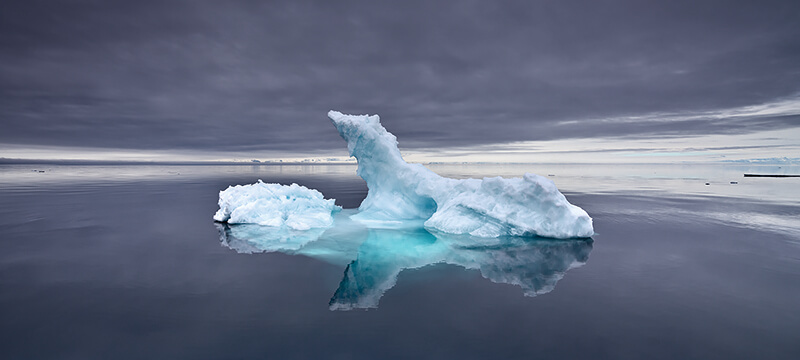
214;180;340;230
328;111;594;239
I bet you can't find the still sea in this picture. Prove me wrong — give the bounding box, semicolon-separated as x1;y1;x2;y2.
0;163;798;359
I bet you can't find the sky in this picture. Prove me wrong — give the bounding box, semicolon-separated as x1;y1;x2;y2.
1;0;799;163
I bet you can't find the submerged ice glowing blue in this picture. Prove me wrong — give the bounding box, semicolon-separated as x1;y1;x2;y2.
216;213;593;310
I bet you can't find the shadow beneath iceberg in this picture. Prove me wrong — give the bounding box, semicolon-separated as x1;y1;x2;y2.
216;217;592;311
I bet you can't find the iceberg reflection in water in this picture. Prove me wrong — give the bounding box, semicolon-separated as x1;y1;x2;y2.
216;210;593;311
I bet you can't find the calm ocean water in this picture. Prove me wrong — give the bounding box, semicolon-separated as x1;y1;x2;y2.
1;163;799;359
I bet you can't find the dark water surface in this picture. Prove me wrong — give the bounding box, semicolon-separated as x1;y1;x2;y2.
1;164;799;359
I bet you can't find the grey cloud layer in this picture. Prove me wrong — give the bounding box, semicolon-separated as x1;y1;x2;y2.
1;0;799;152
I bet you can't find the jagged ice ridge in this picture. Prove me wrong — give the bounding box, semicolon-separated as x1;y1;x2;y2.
327;110;593;239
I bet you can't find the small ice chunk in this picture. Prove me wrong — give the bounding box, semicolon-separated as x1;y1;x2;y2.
213;180;340;230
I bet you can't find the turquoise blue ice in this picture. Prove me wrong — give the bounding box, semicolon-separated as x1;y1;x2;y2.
328;110;593;238
216;211;593;310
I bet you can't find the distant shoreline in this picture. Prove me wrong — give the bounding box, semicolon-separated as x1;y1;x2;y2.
0;159;357;166
2;158;799;166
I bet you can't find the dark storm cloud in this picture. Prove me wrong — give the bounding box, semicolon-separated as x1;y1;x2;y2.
1;0;799;153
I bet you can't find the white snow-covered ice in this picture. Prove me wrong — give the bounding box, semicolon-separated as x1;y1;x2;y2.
213;180;340;230
214;111;593;239
327;110;594;238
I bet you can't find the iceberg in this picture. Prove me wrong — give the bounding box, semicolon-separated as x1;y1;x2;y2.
212;111;596;309
328;111;593;238
213;111;593;239
213;180;340;231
